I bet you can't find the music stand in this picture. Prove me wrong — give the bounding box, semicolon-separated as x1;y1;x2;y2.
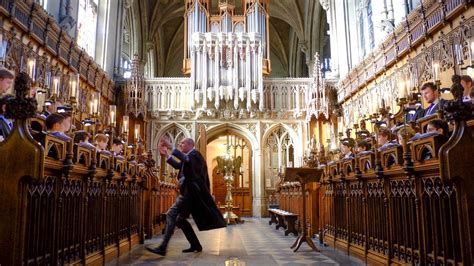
284;167;323;252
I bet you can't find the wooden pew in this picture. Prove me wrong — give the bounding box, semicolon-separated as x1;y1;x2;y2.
268;208;299;236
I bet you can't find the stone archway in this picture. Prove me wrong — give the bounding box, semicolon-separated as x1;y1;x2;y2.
204;125;256;217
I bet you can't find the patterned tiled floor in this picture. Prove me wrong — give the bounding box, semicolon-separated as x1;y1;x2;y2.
108;218;363;265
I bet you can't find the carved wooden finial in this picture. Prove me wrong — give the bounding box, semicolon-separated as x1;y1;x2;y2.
450;74;463;102
5;72;37;120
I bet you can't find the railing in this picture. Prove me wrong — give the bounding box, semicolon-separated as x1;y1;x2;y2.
146;77;314;119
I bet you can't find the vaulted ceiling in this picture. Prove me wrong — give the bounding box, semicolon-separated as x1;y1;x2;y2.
123;0;327;78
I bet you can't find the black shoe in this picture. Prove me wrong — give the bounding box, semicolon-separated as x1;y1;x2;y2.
146;246;166;256
182;245;202;253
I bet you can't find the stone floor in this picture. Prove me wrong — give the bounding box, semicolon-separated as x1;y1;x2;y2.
108;218;364;265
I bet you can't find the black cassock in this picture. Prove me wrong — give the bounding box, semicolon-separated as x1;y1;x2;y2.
169;148;226;231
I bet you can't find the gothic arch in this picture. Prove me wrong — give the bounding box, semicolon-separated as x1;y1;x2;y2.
152;122;191;153
262;123;299;147
204;123;258;152
261;123;300;189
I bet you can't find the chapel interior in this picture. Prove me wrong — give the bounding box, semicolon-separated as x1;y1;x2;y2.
0;0;473;265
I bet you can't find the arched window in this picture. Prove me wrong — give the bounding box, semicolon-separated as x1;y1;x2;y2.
264;127;294;188
77;0;99;58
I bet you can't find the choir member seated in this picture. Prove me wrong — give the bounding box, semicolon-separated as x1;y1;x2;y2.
377;128;397;151
460;75;473;103
111;138;124;158
0;68;14;96
0;94;14;141
426;119;449;137
356;140;371;155
94;133;110;154
45;113;72;141
396;126;416;146
410;119;449;141
340;138;355;160
74;130;95;149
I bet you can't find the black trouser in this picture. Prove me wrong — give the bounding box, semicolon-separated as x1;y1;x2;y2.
160;194;201;249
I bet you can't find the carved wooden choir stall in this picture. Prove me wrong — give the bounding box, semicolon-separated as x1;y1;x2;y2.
0;73;178;265
274;91;474;264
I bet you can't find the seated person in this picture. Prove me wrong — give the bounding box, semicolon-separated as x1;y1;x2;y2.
95;133;110;154
60;112;74;132
356;140;371;155
40;102;56;119
461;75;473;102
340;138;355;160
411;119;449;141
396;126;416;146
377;128;396;151
111;138;124;157
427;119;449;136
74;130;95;149
0;68;14;96
0;94;14;141
416;119;449;160
45;113;72;141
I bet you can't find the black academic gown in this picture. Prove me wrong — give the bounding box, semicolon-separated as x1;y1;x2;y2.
168;148;226;231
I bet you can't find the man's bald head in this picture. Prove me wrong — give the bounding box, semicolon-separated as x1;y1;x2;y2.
179;138;195;153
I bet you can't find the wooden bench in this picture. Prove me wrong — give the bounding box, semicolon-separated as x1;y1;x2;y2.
268;208;298;236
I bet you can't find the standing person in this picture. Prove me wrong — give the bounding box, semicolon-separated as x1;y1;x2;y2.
147;137;226;256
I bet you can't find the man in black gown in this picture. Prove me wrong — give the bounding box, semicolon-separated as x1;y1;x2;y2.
147;137;226;256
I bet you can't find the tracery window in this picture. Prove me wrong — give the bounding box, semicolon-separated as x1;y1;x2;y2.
77;0;98;58
264;127;294;188
161;127;187;179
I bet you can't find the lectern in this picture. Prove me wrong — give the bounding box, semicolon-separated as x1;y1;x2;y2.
284;167;323;252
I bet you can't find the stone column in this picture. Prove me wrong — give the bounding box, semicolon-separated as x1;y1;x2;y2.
253;121;266;217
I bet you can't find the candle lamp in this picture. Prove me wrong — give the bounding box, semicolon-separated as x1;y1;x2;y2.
52;76;60;99
119;115;129;159
134;124;140;142
108;105;117;151
69;73;79;100
0;34;7;65
26;57;36;82
122;115;129;136
68;73;80;133
109;105;116;127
